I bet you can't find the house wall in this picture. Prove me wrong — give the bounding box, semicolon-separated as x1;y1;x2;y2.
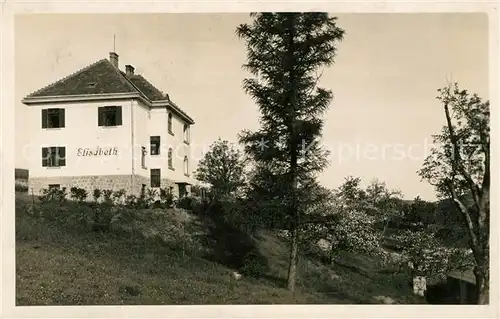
26;99;134;178
140;101;193;194
25;98;193;196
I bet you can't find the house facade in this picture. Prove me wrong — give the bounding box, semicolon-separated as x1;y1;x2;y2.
22;52;195;198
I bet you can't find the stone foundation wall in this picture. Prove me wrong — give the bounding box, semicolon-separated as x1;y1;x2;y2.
29;175;142;197
29;175;182;199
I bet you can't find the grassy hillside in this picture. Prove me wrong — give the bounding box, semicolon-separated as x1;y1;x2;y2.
15;192;424;305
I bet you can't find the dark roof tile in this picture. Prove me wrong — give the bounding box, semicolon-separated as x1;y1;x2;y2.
26;59;138;98
127;74;167;101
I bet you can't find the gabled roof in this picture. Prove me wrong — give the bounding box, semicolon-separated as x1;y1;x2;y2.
26;59;138;98
23;55;194;124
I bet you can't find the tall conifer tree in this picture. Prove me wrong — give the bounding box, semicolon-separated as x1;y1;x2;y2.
237;13;344;291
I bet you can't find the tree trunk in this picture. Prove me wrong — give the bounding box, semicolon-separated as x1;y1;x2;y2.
287;223;299;291
285;13;299;293
474;256;489;304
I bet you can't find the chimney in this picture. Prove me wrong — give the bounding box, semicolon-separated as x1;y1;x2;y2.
125;64;135;76
109;52;119;68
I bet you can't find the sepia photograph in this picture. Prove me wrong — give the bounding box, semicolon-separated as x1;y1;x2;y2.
8;9;492;310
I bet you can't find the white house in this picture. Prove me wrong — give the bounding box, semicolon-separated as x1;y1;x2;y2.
22;52;195;198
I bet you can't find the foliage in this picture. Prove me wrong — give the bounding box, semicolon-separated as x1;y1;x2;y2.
401;196;437;226
92;188;102;202
418;82;490;303
159;188;174;208
112;189;126;205
195;138;247;199
15;183;29;193
69;187;88;202
102;189;114;204
40;187;67;203
393;230;474;283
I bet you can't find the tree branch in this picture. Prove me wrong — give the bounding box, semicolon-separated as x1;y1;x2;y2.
446;179;480;259
443;101;481;209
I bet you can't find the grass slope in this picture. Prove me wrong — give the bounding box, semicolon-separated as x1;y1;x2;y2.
15;192;424;305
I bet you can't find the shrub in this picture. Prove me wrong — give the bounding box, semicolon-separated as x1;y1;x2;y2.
145;188;158;207
91;202;115;232
124;194;138;208
102;189;114;204
112;189;126;205
238;251;269;277
93;188;102;202
159;188;174;208
15;183;29;193
69;187;88;202
177;196;199;211
39;187;67;203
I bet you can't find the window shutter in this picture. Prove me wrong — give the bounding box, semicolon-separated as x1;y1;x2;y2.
42;147;48;167
42;109;48;128
116;106;122;125
58;147;66;166
59;109;65;128
98;107;104;126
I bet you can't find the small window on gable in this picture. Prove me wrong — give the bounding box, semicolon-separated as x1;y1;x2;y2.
98;106;122;127
42;108;65;129
150;136;161;155
168;113;173;135
168;148;173;169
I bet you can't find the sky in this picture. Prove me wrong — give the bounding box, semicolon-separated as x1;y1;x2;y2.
15;13;489;201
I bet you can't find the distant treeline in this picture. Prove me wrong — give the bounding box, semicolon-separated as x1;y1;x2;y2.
15;168;29;180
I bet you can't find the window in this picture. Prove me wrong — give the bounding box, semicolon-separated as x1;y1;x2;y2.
168;113;173;135
150;136;161;155
42;108;65;128
42;146;66;167
168;148;173;169
98;106;122;127
183;124;190;144
150;169;161;188
141;146;147;168
48;184;60;189
183;156;189;176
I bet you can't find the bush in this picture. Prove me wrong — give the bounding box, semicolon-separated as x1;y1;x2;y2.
93;188;102;202
159;188;174;208
15;183;29;192
40;187;67;203
102;189;114;204
239;251;269;277
69;187;88;202
177;196;199;211
91;202;115;232
112;189;126;205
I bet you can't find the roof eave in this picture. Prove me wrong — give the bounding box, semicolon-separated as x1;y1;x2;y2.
151;100;195;125
22;92;141;105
